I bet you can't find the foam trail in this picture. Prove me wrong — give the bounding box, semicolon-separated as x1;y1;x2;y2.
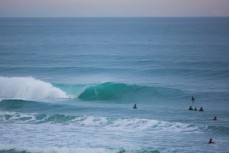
0;76;69;100
0;111;200;133
0;144;117;153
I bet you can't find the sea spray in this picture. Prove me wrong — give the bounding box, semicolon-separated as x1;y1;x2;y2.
0;77;70;100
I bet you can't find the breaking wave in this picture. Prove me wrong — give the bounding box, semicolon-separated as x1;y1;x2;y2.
0;76;70;100
0;76;186;101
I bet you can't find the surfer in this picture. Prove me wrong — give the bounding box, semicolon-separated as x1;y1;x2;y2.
199;107;204;112
213;116;217;121
194;107;197;111
188;106;193;111
133;104;137;109
208;138;215;144
191;96;195;103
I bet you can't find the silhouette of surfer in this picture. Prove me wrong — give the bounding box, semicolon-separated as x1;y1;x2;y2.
199;107;204;112
133;104;137;109
194;107;197;111
213;116;217;121
188;106;193;111
208;138;215;144
191;96;195;103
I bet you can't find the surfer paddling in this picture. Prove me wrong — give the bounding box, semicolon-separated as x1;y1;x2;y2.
208;138;215;144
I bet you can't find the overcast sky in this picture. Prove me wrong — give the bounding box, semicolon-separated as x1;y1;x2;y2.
0;0;229;17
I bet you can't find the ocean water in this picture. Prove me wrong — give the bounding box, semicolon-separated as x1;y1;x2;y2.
0;17;229;153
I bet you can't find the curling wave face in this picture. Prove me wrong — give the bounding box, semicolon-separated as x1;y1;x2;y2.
56;82;186;101
0;76;187;101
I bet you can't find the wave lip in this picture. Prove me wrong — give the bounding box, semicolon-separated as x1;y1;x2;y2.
0;76;70;100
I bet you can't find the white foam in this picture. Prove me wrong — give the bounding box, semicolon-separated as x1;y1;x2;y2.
111;118;158;130
0;76;70;100
0;111;37;123
0;144;117;153
73;115;108;126
108;118;199;132
71;116;199;132
0;110;200;133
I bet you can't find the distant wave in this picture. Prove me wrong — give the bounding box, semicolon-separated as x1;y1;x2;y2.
0;76;70;100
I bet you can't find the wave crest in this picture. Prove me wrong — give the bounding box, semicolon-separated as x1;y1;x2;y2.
0;76;69;100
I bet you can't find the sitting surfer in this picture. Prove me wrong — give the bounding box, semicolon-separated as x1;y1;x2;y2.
194;107;197;111
208;138;215;144
188;106;193;111
199;107;204;112
133;104;137;109
191;96;195;103
213;116;217;121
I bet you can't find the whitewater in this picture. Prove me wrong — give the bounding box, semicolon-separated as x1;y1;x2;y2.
0;77;69;100
0;17;229;153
